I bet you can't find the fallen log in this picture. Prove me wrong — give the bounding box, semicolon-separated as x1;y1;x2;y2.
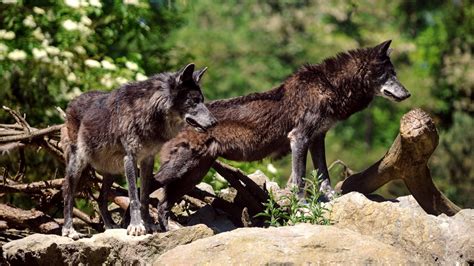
336;108;461;216
0;204;60;234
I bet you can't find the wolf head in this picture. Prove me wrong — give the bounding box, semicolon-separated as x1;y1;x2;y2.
171;63;217;132
369;40;410;102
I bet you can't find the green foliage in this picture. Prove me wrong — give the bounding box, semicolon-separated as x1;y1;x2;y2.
0;0;181;126
256;170;332;227
0;0;472;211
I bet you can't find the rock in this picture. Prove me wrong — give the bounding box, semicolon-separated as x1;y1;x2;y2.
196;182;215;196
248;170;281;193
2;224;214;265
217;187;237;203
248;170;268;188
156;223;422;265
328;192;474;264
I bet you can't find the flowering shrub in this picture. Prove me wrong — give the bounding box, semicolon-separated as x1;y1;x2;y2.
0;0;180;125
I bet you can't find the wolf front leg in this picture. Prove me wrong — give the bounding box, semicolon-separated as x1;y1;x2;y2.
62;147;86;240
288;128;310;199
123;152;146;236
309;133;336;201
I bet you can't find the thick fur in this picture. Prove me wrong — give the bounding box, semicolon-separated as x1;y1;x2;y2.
61;64;216;239
152;40;410;231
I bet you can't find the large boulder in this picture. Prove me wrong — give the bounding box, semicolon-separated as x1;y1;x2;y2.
328;192;474;264
156;223;423;265
2;224;213;265
2;191;472;265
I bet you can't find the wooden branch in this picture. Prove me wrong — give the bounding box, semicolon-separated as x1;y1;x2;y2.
212;161;266;215
2;106;31;132
0;203;60;234
0;124;63;143
0;178;64;194
336;108;461;216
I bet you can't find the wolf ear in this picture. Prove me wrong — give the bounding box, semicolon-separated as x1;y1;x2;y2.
176;63;195;84
193;67;208;83
375;40;392;57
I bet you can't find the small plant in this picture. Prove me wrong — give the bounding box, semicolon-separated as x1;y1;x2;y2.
256;170;333;227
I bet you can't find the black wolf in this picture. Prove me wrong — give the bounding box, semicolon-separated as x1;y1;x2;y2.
61;63;217;239
151;40;410;231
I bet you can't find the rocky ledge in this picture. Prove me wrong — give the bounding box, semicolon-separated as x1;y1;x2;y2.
2;192;473;265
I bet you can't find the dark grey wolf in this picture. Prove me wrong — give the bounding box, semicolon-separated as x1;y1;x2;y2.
61;63;217;239
151;40;410;231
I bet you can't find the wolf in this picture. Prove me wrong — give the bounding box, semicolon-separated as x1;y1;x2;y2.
60;63;217;239
151;40;411;231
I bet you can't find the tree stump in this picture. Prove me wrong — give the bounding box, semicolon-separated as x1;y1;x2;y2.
336;108;461;216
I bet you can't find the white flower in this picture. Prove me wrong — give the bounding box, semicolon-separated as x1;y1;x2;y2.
61;51;74;58
80;16;92;26
62;19;78;31
7;49;27;61
23;15;36;28
32;28;45;40
1;0;18;4
45;46;60;55
64;0;80;8
33;7;45;15
41;39;49;47
52;56;61;66
0;43;8;53
101;60;116;70
67;72;77;82
32;48;47;59
125;61;138;71
115;76;128;85
65;87;82;100
84;59;101;68
100;74;114;88
135;72;147;81
124;0;139;5
267;163;278;174
0;30;15;40
74;46;86;54
89;0;102;7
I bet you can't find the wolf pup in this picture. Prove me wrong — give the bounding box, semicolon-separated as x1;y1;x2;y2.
61;63;216;239
152;40;410;231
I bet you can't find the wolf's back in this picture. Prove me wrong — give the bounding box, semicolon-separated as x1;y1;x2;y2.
61;91;109;155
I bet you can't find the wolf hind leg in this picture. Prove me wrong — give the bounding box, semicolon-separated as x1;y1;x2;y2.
309;133;336;201
62;145;87;239
98;174;120;229
139;156;159;233
288;128;311;199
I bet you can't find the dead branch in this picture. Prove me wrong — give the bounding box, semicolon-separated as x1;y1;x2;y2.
0;178;64;194
0;124;63;143
213;161;269;214
0;203;60;234
336;108;461;216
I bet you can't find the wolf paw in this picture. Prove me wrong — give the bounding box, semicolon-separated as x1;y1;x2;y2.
145;222;161;234
62;227;82;240
318;180;336;202
127;222;146;236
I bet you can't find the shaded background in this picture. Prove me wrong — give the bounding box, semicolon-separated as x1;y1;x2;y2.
0;0;472;210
